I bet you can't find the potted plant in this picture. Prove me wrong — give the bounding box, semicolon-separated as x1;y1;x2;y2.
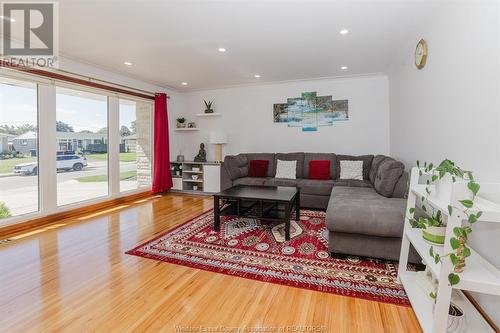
411;158;482;286
430;293;467;333
417;159;472;203
176;117;186;128
409;210;446;245
204;100;214;113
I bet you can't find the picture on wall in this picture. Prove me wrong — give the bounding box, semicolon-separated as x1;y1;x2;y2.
273;92;348;131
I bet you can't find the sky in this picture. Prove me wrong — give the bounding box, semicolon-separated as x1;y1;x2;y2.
0;82;137;132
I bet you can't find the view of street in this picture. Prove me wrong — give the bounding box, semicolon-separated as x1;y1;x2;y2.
0;160;138;219
1;79;152;222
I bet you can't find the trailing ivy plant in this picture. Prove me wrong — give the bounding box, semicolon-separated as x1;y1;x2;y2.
407;159;482;287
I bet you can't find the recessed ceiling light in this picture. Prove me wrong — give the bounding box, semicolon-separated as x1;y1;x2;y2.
341;66;348;70
339;29;349;35
218;47;226;53
124;61;132;66
181;82;188;86
0;16;15;22
254;74;261;78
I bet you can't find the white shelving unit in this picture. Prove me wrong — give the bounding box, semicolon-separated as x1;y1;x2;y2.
398;167;500;333
170;161;220;194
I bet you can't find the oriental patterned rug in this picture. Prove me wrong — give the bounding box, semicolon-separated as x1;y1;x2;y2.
126;209;413;306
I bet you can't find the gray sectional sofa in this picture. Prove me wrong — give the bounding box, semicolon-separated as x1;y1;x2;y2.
221;152;420;262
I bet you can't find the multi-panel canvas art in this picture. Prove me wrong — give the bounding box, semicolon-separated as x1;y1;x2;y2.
273;92;348;131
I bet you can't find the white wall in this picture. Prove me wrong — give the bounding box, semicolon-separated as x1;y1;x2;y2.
389;1;500;325
58;57;182;116
170;75;390;161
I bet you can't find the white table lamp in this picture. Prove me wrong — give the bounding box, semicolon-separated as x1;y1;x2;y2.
209;132;227;163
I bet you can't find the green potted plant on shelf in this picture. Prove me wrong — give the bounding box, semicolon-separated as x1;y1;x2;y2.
176;117;186;128
408;159;482;286
203;100;214;113
417;159;473;204
409;210;446;245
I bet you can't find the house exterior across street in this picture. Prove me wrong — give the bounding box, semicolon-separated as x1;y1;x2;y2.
11;131;109;156
0;133;14;154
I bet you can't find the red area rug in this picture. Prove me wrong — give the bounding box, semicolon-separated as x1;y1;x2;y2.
127;209;413;306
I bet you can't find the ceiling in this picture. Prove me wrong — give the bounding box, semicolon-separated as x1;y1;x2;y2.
57;0;442;91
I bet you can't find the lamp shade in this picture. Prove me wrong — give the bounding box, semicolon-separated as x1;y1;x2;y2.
209;132;227;144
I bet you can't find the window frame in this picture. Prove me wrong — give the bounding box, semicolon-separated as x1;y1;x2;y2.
0;70;155;228
118;98;154;194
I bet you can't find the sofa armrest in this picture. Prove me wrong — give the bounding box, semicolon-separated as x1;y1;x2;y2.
392;171;409;199
220;162;233;191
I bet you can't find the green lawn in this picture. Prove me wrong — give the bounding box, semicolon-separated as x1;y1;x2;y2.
76;170;136;183
84;152;136;162
0;153;136;174
0;157;37;174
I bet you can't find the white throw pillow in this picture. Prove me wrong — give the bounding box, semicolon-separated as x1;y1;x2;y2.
275;159;297;179
340;160;363;180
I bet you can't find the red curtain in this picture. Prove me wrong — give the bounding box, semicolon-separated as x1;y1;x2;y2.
152;93;173;193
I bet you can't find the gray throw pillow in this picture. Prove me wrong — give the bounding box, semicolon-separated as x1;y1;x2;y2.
374;159;404;197
369;155;389;184
225;154;248;180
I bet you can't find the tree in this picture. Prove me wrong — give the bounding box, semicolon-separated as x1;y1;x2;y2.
56;121;74;132
120;126;131;136
130;120;136;134
0;124;37;135
97;127;107;134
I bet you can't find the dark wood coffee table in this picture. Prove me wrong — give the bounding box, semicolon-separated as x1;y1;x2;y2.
213;185;300;241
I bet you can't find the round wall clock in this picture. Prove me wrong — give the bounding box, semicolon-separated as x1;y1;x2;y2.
415;38;428;69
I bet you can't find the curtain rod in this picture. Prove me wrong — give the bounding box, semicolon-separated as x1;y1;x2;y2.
0;60;170;100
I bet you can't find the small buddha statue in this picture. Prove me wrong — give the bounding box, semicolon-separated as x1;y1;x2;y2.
194;143;207;162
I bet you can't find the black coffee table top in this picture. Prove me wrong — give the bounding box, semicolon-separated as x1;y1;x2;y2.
215;185;298;202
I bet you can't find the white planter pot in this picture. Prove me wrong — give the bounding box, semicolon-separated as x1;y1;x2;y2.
421;226;446;246
433;173;453;203
433;303;466;333
432;173;473;206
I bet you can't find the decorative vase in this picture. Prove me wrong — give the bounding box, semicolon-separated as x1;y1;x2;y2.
175;170;181;176
191;175;199;180
433;303;466;333
205;109;214;114
177;122;186;128
422;226;446;245
193;185;198;191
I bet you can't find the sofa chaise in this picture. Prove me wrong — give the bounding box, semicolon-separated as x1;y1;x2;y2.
221;152;420;262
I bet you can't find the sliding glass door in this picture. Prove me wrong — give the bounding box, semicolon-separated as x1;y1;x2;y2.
0;72;154;225
0;78;39;222
56;87;109;206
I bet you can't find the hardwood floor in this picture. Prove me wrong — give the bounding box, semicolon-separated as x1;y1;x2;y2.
0;193;422;333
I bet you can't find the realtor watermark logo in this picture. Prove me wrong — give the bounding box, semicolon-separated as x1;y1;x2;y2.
1;1;59;68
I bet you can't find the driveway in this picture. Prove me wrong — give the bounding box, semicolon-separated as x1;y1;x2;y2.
0;161;140;219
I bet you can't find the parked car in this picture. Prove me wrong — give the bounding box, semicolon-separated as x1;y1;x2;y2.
14;155;88;175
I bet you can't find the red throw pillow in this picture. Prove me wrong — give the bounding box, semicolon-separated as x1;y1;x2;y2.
248;160;269;177
309;160;331;180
